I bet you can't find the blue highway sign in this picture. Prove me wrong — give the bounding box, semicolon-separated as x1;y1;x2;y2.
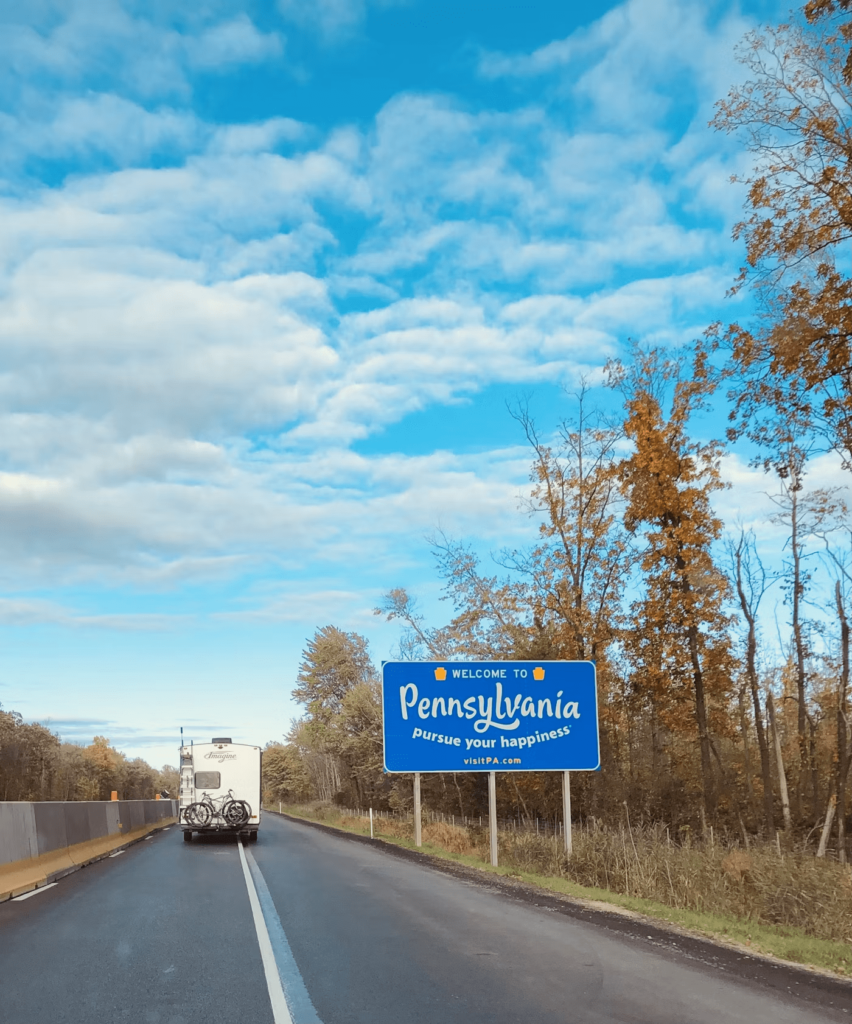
382;660;599;773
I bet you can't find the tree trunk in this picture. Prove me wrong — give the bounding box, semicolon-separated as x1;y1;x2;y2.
838;707;848;867
709;733;747;835
687;623;714;823
452;772;465;817
817;793;836;858
674;547;715;823
767;691;792;832
752;685;777;836
837;580;850;865
789;475;810;821
511;774;530;822
733;539;776;836
738;683;759;823
651;702;661;785
808;713;820;824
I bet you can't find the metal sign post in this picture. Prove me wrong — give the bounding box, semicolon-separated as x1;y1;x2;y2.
413;772;422;848
488;771;498;867
562;770;572;856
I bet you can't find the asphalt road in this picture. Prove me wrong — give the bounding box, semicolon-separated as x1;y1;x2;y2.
2;813;851;1024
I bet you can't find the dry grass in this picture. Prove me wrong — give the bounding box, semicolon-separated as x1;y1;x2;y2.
338;813;410;841
281;804;852;948
337;812;476;853
489;823;852;944
423;821;476;855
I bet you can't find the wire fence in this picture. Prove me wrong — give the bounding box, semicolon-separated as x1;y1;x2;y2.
277;803;570;838
268;803;799;852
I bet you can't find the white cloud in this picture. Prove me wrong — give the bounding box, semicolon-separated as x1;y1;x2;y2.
277;0;363;38
276;0;406;40
0;95;202;169
219;586;377;624
478;0;753;113
0;431;538;587
0;2;285;106
1;0;837;777
0;596;187;630
185;14;283;70
208;118;310;155
0;0;784;604
0;256;339;437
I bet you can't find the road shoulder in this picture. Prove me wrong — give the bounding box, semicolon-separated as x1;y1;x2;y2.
268;809;852;1015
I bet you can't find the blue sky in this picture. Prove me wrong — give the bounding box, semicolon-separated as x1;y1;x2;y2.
2;0;828;772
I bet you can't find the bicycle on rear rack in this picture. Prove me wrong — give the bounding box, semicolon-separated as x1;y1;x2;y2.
183;789;251;828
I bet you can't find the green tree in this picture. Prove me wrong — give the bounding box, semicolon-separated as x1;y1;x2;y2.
293;626;376;726
263;742;313;803
286;719;341;802
155;765;180;798
0;708;60;801
121;757;157;800
336;680;385;806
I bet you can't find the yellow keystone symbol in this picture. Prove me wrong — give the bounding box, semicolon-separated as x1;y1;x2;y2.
533;666;545;680
434;667;447;680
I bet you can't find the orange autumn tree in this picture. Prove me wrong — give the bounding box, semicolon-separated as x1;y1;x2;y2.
713;0;852;835
712;3;852;468
607;345;734;826
82;736;125;800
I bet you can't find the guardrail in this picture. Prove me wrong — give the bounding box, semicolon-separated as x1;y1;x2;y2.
0;799;178;902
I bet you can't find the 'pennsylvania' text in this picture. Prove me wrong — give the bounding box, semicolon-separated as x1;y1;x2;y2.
399;682;581;734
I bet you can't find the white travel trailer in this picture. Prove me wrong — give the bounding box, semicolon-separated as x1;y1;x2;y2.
179;738;262;841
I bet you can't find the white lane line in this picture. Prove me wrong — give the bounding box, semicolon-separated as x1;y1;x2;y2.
109;850;125;858
245;847;322;1024
238;840;294;1024
12;883;57;901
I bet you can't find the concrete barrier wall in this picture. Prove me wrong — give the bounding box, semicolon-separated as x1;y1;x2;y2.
0;798;179;902
0;803;38;866
0;800;179;867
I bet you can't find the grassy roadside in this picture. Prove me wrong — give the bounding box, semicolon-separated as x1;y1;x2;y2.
269;802;852;979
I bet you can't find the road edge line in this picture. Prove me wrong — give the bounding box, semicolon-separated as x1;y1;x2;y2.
238;839;294;1024
245;846;323;1024
11;882;58;902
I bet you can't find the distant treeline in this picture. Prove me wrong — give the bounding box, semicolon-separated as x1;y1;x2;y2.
0;705;177;802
